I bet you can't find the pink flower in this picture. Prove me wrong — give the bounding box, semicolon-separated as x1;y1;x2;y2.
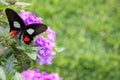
21;69;63;80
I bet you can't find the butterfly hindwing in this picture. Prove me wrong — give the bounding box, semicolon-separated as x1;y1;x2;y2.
5;8;25;35
22;32;33;44
26;24;47;37
21;24;47;44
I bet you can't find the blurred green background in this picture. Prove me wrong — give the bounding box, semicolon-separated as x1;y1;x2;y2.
20;0;120;80
6;0;120;80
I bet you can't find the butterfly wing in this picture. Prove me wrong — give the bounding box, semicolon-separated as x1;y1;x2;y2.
5;8;25;35
22;32;33;44
5;8;48;44
23;24;47;44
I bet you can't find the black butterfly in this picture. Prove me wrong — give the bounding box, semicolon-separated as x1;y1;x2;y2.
5;8;47;44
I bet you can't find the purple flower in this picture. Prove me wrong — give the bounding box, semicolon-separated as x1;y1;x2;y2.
46;27;56;47
38;55;52;64
34;36;55;65
21;69;41;80
19;10;42;26
18;9;57;65
34;27;56;65
21;69;63;80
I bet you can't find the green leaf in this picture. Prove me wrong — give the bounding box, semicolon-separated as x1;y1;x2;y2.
26;52;37;60
14;72;25;80
3;47;10;56
0;27;9;35
3;55;14;74
55;47;65;52
0;66;6;80
6;72;14;80
31;47;40;50
16;46;25;51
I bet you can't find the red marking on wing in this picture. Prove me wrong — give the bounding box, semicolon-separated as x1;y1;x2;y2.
23;36;30;42
10;30;17;35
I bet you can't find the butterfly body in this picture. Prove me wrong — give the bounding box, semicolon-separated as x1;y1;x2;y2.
5;8;47;44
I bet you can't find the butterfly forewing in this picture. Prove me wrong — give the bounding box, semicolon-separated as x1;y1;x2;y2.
5;8;25;35
13;21;21;28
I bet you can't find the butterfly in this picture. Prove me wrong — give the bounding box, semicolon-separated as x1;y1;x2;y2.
5;8;47;44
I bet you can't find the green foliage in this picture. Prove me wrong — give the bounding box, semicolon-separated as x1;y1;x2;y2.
20;0;120;80
36;53;120;80
0;66;6;80
16;41;38;60
0;66;25;80
3;55;14;74
0;0;39;79
0;0;120;80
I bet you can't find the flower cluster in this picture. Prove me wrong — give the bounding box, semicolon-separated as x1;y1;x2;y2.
19;10;42;26
19;10;56;64
34;27;56;65
21;69;63;80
